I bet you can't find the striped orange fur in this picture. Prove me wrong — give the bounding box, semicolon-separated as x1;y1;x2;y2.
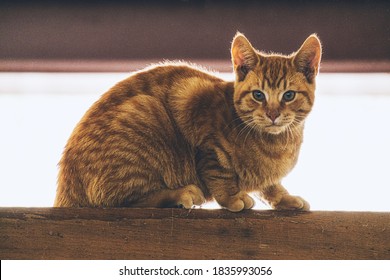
55;33;322;212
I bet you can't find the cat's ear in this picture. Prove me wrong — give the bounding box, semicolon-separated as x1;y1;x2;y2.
293;34;322;83
231;32;259;81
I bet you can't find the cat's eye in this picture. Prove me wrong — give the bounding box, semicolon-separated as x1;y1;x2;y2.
282;90;296;102
252;90;266;102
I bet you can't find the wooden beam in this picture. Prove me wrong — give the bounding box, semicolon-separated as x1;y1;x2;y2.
0;208;389;260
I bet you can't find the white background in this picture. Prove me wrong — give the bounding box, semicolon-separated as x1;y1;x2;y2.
0;72;389;211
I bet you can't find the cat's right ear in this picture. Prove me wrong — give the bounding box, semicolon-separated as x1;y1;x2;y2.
231;32;258;81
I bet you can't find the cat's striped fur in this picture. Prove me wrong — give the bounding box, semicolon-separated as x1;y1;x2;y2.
55;33;321;212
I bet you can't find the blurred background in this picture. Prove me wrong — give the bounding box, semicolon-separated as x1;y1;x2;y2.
0;0;389;210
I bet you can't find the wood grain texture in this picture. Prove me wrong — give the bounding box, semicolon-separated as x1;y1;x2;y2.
0;208;389;260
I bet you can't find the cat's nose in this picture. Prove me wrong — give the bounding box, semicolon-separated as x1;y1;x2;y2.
266;110;280;122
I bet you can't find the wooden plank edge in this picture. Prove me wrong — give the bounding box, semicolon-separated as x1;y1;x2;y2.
1;208;389;260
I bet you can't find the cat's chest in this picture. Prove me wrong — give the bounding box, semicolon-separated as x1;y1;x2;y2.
233;139;301;189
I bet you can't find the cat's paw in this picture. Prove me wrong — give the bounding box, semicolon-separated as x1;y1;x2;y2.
176;185;206;209
224;191;255;212
273;194;310;211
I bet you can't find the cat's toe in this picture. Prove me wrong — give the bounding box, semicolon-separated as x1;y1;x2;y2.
177;185;205;209
225;192;254;212
226;199;245;212
274;195;310;211
177;195;195;209
242;194;255;209
299;197;310;211
186;185;206;206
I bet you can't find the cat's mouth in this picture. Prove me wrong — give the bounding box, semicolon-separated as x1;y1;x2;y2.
251;116;291;135
262;124;287;135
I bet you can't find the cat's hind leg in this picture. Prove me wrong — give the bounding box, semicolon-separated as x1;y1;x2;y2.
130;184;206;209
260;183;310;211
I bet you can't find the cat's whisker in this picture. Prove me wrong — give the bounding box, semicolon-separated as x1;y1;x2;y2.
238;119;254;144
243;120;257;146
222;115;246;133
235;118;256;144
225;114;256;141
284;124;295;150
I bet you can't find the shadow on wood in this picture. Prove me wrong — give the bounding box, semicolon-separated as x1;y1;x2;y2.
0;208;389;260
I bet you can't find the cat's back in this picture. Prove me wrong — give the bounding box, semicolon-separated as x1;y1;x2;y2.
69;63;225;141
109;62;223;99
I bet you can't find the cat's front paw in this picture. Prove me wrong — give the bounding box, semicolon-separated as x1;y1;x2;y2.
224;191;254;212
176;185;206;209
273;195;310;211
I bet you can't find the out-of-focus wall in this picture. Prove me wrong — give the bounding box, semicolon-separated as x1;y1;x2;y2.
0;0;388;65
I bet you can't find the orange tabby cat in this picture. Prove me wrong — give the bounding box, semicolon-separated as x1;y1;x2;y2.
55;32;321;212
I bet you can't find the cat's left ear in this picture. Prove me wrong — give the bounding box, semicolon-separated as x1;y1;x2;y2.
231;32;259;81
293;34;322;83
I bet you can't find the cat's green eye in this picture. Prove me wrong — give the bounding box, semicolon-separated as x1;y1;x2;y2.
282;90;296;102
252;90;266;102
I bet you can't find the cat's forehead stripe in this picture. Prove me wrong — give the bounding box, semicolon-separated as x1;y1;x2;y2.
260;57;289;90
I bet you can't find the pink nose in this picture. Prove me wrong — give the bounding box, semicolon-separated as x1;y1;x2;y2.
266;110;280;122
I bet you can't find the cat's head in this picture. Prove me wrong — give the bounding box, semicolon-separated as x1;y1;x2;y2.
231;32;322;135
